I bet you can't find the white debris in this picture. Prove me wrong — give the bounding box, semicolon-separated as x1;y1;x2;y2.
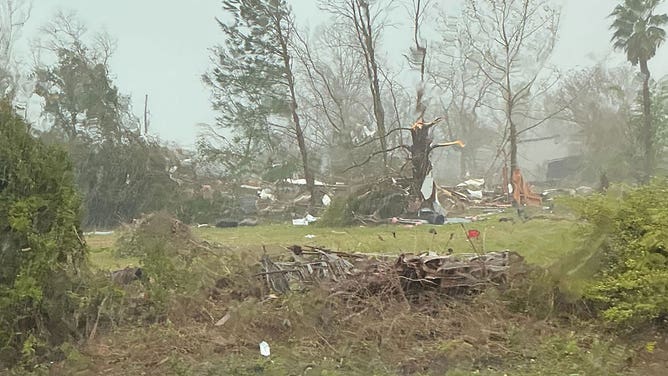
305;214;318;223
259;188;276;201
322;194;332;206
420;172;435;199
83;231;115;236
292;218;309;226
259;341;271;357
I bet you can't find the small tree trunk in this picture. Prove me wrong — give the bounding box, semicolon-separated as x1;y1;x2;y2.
509;119;518;175
506;92;519;205
640;59;653;183
276;18;316;207
356;1;387;170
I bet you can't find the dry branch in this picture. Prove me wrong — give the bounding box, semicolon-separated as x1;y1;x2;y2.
260;246;526;297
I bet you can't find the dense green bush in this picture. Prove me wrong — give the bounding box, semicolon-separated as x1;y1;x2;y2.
571;180;668;329
0;103;89;366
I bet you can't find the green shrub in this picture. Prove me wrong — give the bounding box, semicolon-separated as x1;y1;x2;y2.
319;195;360;227
570;180;668;329
319;182;408;227
0;102;89;366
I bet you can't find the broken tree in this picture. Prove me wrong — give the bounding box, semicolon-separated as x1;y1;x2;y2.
405;0;464;210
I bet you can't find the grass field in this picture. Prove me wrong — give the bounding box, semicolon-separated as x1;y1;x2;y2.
86;217;582;270
70;215;668;376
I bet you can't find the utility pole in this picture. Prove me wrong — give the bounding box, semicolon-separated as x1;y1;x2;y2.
143;94;149;135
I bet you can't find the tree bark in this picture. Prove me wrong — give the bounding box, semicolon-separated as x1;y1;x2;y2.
509;116;518;174
354;0;388;169
275;16;316;207
640;59;653;183
410;123;433;207
506;78;518;205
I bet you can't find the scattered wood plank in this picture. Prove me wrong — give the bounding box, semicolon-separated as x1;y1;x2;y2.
260;247;526;296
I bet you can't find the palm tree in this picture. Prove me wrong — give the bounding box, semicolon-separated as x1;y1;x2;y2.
610;0;668;182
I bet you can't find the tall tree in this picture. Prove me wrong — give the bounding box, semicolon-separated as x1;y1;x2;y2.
433;12;495;180
292;22;382;180
610;0;668;182
553;65;640;182
34;12;126;143
203;0;315;204
33;13;179;227
320;0;391;170
462;0;560;203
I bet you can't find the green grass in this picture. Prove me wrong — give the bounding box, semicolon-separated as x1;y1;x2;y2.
84;232;139;271
84;218;581;270
193;218;581;266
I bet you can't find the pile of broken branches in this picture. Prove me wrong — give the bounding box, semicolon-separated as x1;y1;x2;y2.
395;251;525;294
258;245;526;298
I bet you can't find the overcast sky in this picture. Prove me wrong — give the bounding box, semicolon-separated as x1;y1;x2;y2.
16;0;668;147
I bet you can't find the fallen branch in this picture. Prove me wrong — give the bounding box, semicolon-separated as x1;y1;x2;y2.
260;247;526;296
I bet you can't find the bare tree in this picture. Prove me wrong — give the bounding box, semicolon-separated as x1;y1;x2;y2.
433;13;495;180
0;0;31;99
274;8;317;206
461;0;561;203
292;24;372;179
37;11;116;64
320;0;393;169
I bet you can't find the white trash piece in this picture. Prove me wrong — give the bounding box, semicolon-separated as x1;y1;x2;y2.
322;194;332;206
259;341;271;357
292;218;309;226
305;214;318;223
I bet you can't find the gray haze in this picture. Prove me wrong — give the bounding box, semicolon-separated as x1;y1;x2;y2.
14;0;668;147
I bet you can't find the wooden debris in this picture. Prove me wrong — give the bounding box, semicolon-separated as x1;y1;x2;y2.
395;251;525;292
259;246;526;296
214;312;231;327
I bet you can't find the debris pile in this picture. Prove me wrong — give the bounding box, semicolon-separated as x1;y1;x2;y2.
258;245;358;293
251;179;344;215
395;251;525;293
437;178;511;212
259;246;526;297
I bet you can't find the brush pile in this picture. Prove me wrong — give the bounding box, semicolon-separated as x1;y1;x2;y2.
259;245;526;297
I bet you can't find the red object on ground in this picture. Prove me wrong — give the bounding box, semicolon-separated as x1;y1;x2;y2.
467;229;480;239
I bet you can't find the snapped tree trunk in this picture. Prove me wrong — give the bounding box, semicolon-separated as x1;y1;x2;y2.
410;124;433;208
640;59;653;183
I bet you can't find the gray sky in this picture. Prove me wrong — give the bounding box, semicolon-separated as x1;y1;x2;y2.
16;0;668;147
